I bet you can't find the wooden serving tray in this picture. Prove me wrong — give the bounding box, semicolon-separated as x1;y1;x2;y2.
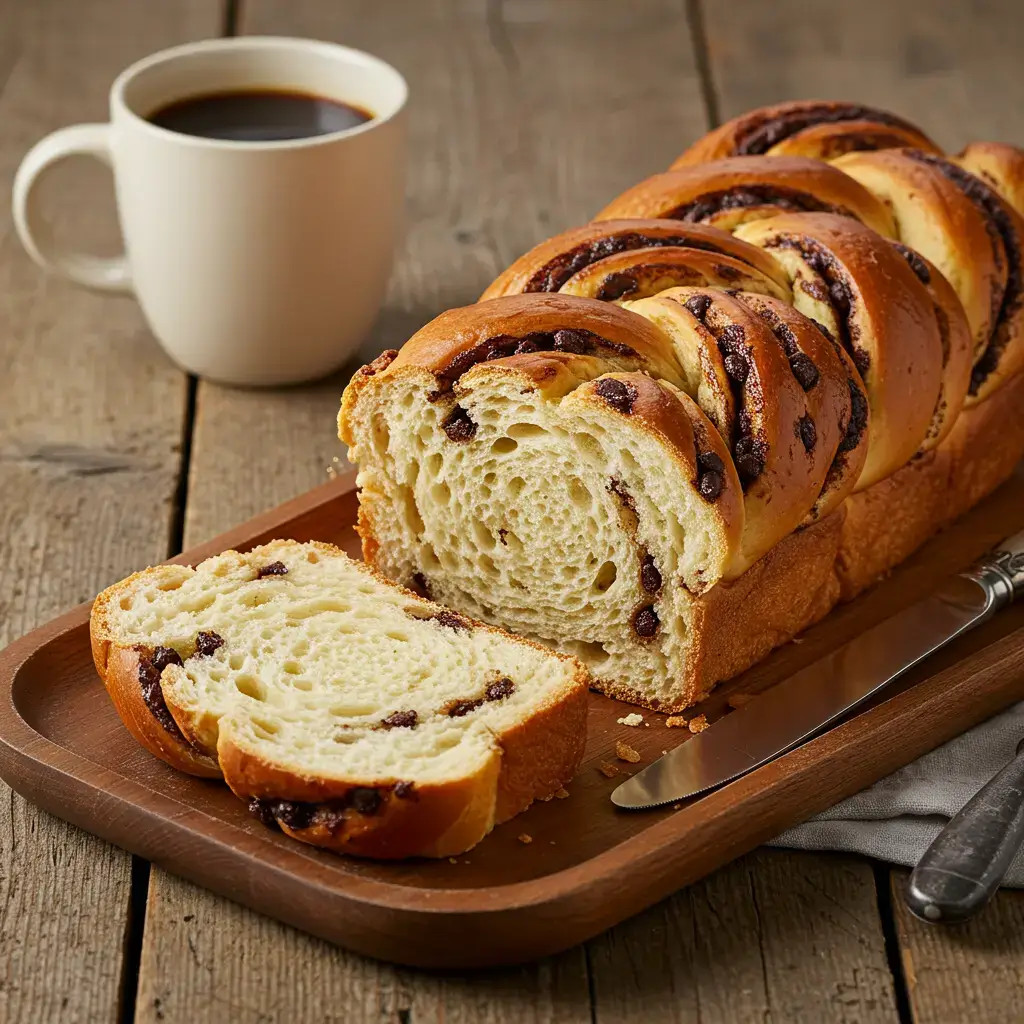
1;470;1023;968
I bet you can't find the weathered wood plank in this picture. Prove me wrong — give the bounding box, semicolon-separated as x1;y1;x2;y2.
589;850;898;1024
701;0;1024;150
891;871;1024;1024
698;3;1024;1020
0;1;220;1020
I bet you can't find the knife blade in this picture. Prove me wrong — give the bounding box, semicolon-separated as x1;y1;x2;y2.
612;528;1024;810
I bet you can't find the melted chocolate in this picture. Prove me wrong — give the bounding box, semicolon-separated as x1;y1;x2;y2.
434;329;636;393
665;184;845;223
137;647;189;742
640;554;663;594
733;103;918;156
523;232;751;293
442;405;477;442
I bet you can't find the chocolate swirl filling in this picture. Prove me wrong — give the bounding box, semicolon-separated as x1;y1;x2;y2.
904;151;1022;394
433;328;637;394
664;184;848;223
734;103;921;156
764;237;870;378
247;784;410;833
523;232;756;293
137;646;187;741
682;293;768;488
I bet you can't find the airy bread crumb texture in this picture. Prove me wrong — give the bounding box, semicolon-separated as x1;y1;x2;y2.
93;540;588;857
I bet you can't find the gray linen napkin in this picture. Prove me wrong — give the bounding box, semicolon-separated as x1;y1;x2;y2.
769;701;1024;886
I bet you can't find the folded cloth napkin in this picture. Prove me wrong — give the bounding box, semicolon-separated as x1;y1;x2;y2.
770;701;1024;886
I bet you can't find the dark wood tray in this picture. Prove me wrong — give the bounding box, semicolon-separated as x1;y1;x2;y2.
1;469;1023;968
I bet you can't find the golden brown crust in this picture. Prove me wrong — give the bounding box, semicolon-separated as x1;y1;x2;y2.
481;219;790;300
94;642;222;778
556;245;791;304
734;212;943;490
837;371;1024;598
833;149;1006;367
957;142;1024;219
217;731;503;860
674;100;939;165
388;292;686;388
592;512;844;711
597;157;897;237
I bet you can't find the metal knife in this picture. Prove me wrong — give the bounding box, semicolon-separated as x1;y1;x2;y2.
612;529;1024;810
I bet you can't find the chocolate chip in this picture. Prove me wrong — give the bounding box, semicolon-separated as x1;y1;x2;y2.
733;436;767;484
152;646;183;672
514;338;538;355
772;321;799;356
348;787;382;816
485;677;516;701
596;271;640;301
247;797;280;830
698;470;724;501
446;698;484;717
552;328;591;354
433;610;470;632
381;710;418;729
684;294;712;322
256;561;288;579
194;631;224;657
640;554;663;594
394;781;417;801
799;414;817;451
789;352;820;390
442;405;477;442
717;323;746;348
723;352;749;383
594;377;638;414
697;450;725;475
498;528;508;546
633;605;660;638
273;800;316;830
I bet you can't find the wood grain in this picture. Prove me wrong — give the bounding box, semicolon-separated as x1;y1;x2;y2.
700;0;1024;151
589;850;898;1024
892;871;1024;1024
0;0;219;1020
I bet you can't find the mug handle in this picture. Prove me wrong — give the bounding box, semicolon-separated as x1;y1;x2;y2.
12;123;133;293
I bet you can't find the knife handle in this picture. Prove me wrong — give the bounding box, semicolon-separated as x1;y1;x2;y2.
965;528;1024;608
905;741;1024;924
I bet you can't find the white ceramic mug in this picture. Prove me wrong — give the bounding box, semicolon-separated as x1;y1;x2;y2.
12;37;408;385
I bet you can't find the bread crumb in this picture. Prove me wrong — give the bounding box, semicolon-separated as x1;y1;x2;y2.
644;721;650;727
666;715;689;728
662;749;668;755
673;803;683;811
616;740;642;763
792;637;804;644
727;693;754;710
617;713;644;727
599;761;620;778
554;787;570;799
518;833;533;845
688;714;710;733
449;857;458;864
550;840;556;845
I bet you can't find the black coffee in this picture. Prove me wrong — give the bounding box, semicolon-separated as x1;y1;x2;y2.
148;89;373;142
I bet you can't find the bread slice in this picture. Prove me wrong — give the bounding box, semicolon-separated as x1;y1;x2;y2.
90;540;589;859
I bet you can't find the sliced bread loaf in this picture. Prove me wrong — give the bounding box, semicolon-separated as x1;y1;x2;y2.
91;540;589;859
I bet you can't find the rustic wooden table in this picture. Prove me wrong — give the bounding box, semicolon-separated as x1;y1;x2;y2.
3;1;1024;1021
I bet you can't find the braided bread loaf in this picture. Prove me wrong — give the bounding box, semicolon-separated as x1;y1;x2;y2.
341;102;1024;712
